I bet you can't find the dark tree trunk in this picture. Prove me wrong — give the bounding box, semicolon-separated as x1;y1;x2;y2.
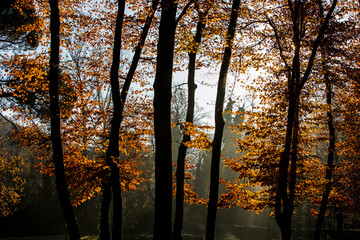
105;1;126;239
100;183;111;240
313;59;335;240
274;1;337;239
205;1;240;239
48;1;80;239
153;1;178;239
173;16;206;240
100;0;158;238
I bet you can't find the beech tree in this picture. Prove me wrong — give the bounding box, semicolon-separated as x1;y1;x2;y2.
205;0;241;239
48;0;80;239
221;1;343;240
152;0;178;239
265;1;337;239
312;3;360;234
172;1;214;239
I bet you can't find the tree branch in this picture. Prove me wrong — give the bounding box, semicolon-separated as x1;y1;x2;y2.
265;13;291;72
298;0;338;92
175;0;195;26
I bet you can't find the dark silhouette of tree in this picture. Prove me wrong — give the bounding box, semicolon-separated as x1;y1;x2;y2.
173;2;213;239
103;0;126;239
205;0;241;239
48;0;80;239
100;0;159;239
273;1;338;239
153;0;178;239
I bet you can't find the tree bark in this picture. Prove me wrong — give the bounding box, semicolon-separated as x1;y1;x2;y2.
104;1;126;239
205;1;240;239
48;0;80;239
313;55;336;240
153;1;178;239
172;17;205;240
100;182;111;240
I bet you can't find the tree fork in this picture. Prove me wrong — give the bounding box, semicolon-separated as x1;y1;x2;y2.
104;0;126;239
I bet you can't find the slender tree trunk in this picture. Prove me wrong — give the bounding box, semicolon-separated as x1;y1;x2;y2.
275;1;337;239
172;136;188;240
105;1;126;239
313;65;335;240
205;1;240;239
153;1;178;239
100;0;158;238
100;182;111;240
48;1;80;239
276;97;299;240
172;18;205;240
275;94;298;240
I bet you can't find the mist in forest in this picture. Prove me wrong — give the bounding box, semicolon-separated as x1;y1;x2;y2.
0;90;356;240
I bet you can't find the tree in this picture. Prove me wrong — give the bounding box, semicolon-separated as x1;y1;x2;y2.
173;1;213;239
153;0;178;239
1;1;158;239
312;2;343;236
267;1;337;239
101;0;159;238
311;4;360;234
205;0;241;239
48;0;80;239
102;0;126;239
220;1;340;239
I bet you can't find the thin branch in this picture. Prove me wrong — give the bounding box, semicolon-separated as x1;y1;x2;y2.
0;92;14;98
298;0;338;92
265;13;291;71
172;82;188;88
175;0;195;26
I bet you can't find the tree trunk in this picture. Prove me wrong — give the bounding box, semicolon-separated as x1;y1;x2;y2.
100;182;111;240
100;0;157;238
173;17;205;240
313;62;335;240
105;1;126;239
48;0;80;239
205;1;240;239
274;2;337;239
153;1;178;239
